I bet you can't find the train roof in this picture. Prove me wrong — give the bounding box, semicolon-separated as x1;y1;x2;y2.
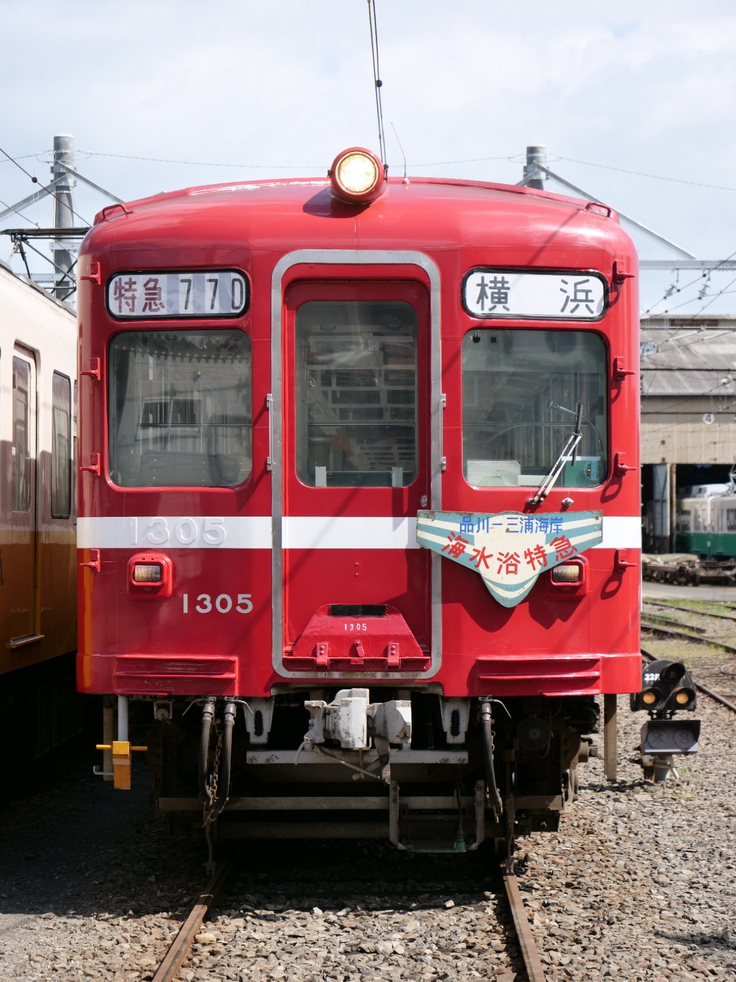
641;315;736;398
83;171;635;268
0;258;76;317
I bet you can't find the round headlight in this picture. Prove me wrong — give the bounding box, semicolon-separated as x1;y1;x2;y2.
337;152;379;194
329;148;386;203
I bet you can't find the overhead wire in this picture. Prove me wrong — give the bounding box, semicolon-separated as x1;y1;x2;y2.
7;136;736;314
0;145;89;226
77;150;322;170
558;155;736;194
367;0;387;166
645;270;736;319
0;197;41;228
642;245;736;317
9;146;735;193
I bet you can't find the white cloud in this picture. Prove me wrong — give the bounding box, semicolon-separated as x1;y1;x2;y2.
3;0;736;311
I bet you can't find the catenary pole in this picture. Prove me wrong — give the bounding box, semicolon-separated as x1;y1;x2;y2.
52;134;76;300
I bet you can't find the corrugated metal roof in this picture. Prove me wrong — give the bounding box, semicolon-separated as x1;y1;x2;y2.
640;316;736;396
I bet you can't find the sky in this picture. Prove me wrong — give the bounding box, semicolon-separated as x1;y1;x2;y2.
2;0;736;316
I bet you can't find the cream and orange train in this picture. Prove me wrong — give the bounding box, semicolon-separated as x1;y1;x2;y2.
0;260;79;767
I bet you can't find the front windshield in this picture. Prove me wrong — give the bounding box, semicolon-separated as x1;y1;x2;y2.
108;330;252;488
462;329;607;488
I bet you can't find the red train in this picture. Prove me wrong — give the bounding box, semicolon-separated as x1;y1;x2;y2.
77;147;640;858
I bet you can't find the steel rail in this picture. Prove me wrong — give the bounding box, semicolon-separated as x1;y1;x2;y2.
502;872;547;982
641;621;736;655
151;861;231;982
643;600;736;623
641;647;736;714
641;612;708;634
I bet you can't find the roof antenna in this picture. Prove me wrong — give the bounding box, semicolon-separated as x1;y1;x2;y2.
391;123;408;183
367;0;387;166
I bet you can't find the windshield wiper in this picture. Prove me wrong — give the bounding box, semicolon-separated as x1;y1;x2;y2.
529;402;583;506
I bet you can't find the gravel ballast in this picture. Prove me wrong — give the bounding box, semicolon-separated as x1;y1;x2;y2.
1;690;734;981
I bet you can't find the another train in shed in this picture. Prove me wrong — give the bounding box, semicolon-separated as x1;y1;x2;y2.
676;477;736;559
77;147;641;858
0;260;79;770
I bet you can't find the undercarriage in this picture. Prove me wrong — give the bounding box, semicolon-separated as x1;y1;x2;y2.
98;687;603;865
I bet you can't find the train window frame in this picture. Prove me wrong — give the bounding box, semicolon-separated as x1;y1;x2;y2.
294;299;420;489
461;327;608;489
107;328;253;489
51;371;72;518
12;353;33;513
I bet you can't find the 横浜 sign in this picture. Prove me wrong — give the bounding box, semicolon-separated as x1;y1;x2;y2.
462;269;607;320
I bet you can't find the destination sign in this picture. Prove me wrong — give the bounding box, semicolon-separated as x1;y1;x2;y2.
463;269;607;320
107;270;249;319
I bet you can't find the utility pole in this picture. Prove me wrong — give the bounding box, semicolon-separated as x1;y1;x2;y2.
1;133;122;302
522;146;546;190
51;134;76;300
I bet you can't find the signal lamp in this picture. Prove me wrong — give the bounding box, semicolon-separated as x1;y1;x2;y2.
661;662;687;684
631;659;698;714
544;557;588;599
127;553;172;597
133;563;163;583
329;148;386;204
551;564;581;583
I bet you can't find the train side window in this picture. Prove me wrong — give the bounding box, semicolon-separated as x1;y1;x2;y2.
108;330;252;488
295;301;418;487
12;356;32;512
51;371;72;518
462;329;608;488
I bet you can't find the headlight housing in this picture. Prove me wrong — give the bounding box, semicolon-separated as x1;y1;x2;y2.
329;148;387;204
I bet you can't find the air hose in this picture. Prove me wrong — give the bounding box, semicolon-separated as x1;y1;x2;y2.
480;699;504;818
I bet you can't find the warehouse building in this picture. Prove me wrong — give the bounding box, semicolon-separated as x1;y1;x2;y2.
641;314;736;551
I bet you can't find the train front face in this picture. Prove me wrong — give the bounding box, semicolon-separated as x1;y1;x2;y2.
77;151;640;849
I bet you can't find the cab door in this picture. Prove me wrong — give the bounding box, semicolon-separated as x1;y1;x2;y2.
274;276;436;679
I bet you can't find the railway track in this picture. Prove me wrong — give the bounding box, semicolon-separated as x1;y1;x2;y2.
149;849;548;982
143;611;736;982
152;862;232;982
147;618;736;982
642;595;736;704
645;600;736;623
4;690;735;982
641;619;736;653
502;871;547;982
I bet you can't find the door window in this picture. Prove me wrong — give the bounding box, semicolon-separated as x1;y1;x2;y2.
295;301;418;487
13;356;31;511
51;372;72;518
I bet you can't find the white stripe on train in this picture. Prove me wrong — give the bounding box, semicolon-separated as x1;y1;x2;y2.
77;515;641;551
